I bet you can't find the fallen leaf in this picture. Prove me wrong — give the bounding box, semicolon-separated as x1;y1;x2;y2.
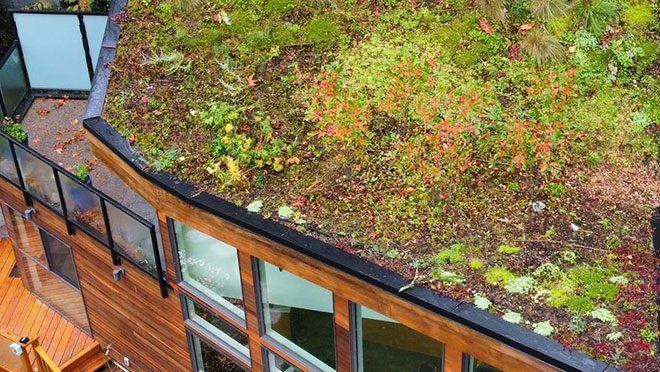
129;133;136;144
247;75;257;87
37;108;50;116
520;22;535;35
71;119;80;125
569;45;577;53
479;19;494;35
174;15;182;21
292;195;307;207
286;157;301;165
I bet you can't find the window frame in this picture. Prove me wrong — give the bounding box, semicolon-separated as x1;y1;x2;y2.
351;302;446;372
168;217;248;327
40;227;80;289
181;293;252;366
253;257;338;372
186;328;251;372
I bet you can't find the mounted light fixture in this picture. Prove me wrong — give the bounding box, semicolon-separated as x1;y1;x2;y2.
112;267;125;282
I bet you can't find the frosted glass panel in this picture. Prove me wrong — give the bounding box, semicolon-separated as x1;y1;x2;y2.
0;47;29;115
14;13;90;90
83;15;107;71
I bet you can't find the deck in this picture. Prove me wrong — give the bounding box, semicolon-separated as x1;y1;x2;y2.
0;239;105;371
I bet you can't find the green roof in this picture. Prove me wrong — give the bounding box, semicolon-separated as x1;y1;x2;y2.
104;0;660;369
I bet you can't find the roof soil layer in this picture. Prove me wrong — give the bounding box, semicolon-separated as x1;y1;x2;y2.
102;0;660;370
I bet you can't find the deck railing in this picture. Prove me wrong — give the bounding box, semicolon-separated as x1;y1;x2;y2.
0;330;61;372
0;130;168;298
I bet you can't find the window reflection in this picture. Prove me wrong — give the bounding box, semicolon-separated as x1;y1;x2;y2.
258;260;336;372
190;333;248;372
355;305;444;372
173;220;244;319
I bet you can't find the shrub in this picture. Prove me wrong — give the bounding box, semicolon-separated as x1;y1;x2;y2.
305;17;341;49
485;267;516;286
476;0;507;23
497;245;521;254
546;182;567;197
74;164;91;183
530;0;567;20
469;259;484;270
565;295;596;313
505;276;537;294
2;120;27;142
624;4;654;29
521;28;564;64
586;283;619;301
574;0;617;34
435;244;465;264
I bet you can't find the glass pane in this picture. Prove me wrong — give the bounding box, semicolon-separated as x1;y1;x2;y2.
42;230;79;288
191;333;248;372
185;297;250;358
106;202;157;275
356;305;444;372
174;220;244;319
259;260;336;372
0;136;19;185
13;13;90;90
15;146;62;213
9;207;46;264
267;351;303;372
467;356;504;372
83;15;108;71
0;47;29;115
60;172;107;243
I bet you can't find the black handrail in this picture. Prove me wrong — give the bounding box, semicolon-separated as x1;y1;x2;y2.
0;130;168;298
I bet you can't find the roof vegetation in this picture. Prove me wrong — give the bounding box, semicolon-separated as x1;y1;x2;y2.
105;0;660;369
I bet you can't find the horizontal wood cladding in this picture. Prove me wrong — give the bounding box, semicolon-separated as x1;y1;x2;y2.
0;176;191;372
88;128;564;372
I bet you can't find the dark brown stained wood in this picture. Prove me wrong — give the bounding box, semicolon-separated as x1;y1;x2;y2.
88;127;565;372
157;211;178;286
0;176;191;372
333;296;352;372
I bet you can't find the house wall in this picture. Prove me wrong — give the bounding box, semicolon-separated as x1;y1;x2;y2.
0;175;191;372
85;130;563;372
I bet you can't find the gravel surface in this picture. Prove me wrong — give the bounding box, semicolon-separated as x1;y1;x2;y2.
21;97;161;245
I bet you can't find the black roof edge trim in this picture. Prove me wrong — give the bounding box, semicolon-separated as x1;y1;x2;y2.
84;0;622;370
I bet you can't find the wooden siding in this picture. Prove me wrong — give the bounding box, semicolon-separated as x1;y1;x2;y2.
0;175;191;372
88;124;565;372
0;239;102;371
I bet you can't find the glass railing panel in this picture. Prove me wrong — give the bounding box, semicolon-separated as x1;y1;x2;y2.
13;13;90;90
0;46;29;116
0;136;19;185
60;171;108;244
105;201;157;276
82;15;108;72
14;146;62;213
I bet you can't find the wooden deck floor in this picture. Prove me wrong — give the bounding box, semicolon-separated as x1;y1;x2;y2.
0;239;97;369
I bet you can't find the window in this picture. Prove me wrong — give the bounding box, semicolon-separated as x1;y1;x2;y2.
184;296;250;360
189;332;248;372
354;305;445;372
172;220;244;320
464;356;504;372
265;350;304;372
258;260;336;372
8;206;90;334
41;230;79;289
